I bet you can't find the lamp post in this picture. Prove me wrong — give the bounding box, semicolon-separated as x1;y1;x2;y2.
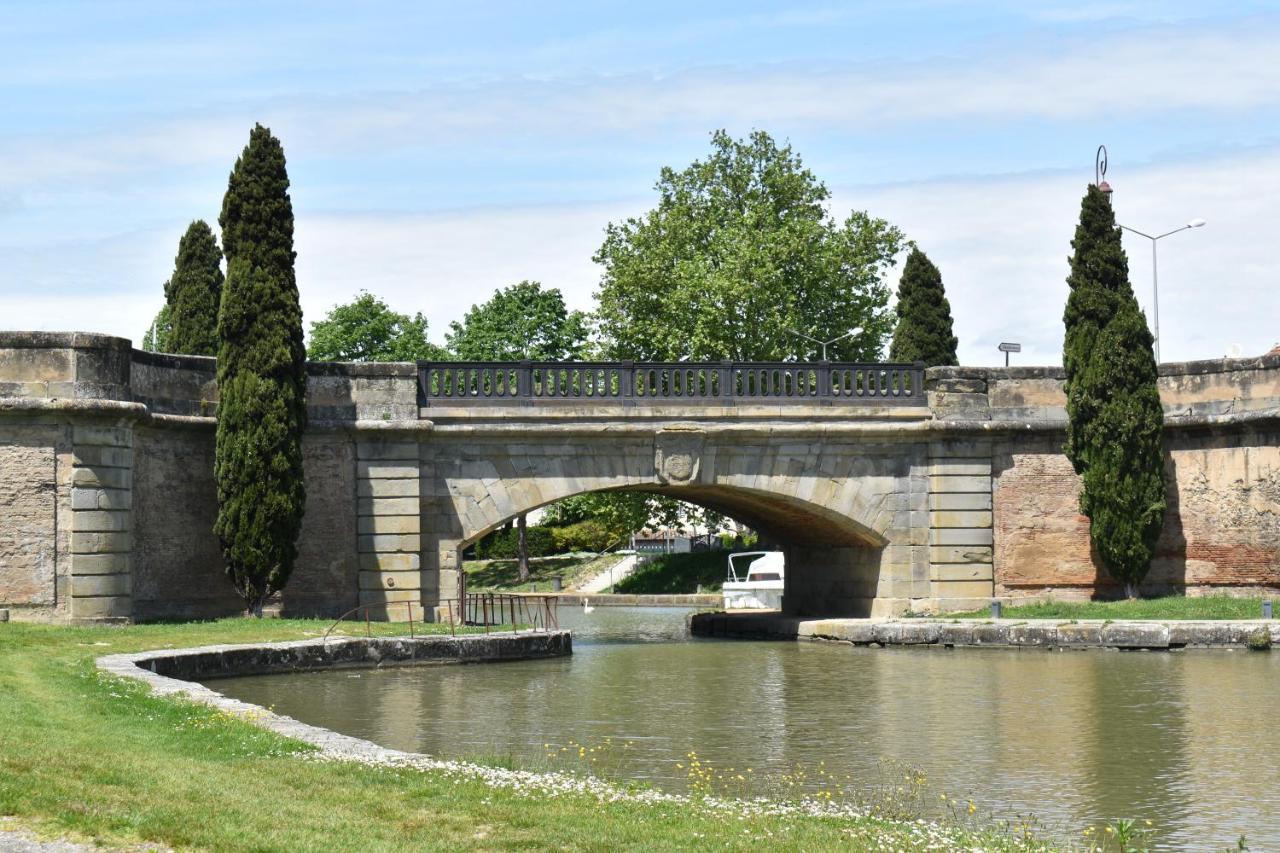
1117;219;1206;363
783;327;863;361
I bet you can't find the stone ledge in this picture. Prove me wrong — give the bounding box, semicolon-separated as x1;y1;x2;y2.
690;612;1280;650
98;632;572;686
94;632;572;770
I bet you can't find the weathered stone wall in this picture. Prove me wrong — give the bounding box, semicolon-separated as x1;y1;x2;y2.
131;425;360;620
1;331;1277;621
993;429;1280;598
131;425;233;619
0;424;64;614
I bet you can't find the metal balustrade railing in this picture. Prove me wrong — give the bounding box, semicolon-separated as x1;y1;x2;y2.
418;361;924;406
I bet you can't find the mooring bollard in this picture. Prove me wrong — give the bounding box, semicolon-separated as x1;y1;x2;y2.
1263;600;1273;620
990;600;1002;619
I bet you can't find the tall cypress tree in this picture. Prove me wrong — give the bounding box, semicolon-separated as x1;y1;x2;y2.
888;248;958;367
166;221;224;356
214;124;307;615
1063;184;1165;598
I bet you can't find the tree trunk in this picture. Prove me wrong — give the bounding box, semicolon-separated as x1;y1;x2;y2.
1124;580;1140;600
517;513;530;582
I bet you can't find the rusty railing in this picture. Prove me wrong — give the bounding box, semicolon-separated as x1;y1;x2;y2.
322;594;560;642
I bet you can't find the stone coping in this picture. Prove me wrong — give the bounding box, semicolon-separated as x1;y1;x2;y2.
689;612;1279;650
928;350;1280;381
98;631;571;685
95;633;563;766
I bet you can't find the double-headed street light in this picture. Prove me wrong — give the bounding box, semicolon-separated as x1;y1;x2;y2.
784;327;863;361
1117;219;1206;363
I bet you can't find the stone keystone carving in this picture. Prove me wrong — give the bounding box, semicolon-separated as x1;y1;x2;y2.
655;427;706;485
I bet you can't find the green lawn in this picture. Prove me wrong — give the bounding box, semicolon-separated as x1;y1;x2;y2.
614;551;738;594
0;618;1059;851
948;595;1273;621
464;552;624;592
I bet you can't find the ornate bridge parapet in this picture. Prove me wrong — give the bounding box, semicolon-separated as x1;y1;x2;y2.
419;360;925;407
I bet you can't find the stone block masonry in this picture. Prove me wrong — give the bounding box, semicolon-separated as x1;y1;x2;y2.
68;425;133;621
355;440;424;622
2;331;1278;622
927;440;994;608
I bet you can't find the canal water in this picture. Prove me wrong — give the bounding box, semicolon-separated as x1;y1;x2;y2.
212;607;1280;848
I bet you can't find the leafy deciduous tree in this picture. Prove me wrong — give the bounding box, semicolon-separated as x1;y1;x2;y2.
594;130;906;362
142;301;172;353
888;248;957;367
446;280;588;361
214;124;308;615
308;291;446;362
1063;184;1166;598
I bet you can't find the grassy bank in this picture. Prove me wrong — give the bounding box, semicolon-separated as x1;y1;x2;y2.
0;619;1055;851
949;595;1273;621
614;551;733;594
464;552;624;592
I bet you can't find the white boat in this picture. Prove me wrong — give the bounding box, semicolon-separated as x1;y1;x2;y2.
721;551;785;610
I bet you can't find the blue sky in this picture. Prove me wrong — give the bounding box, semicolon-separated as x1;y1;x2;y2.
3;1;1278;364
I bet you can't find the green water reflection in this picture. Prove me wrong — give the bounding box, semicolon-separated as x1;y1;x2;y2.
211;608;1280;848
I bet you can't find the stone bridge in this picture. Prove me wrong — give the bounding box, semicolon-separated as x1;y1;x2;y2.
1;332;1278;623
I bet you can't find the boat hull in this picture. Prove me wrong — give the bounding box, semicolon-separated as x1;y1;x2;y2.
721;582;783;610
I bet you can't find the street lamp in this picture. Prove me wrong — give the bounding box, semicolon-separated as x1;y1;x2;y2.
783;327;863;361
1117;219;1206;363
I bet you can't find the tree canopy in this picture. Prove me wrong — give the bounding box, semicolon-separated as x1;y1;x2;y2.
888;248;958;367
166;221;224;356
1062;184;1166;598
142;302;172;353
446;280;588;361
308;291;446;362
214;124;308;615
594;130;906;362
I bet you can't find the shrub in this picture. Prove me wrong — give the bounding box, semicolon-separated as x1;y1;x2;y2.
550;520;614;554
475;526;556;560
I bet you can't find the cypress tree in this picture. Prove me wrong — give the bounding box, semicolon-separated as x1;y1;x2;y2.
166;221;224;356
214;124;307;615
888;248;958;367
1062;184;1166;598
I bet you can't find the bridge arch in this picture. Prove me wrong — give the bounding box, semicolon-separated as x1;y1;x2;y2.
418;427;925;616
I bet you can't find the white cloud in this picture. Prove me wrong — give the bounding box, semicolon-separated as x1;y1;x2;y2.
850;150;1280;366
3;149;1276;367
5;17;1280;195
294;202;631;344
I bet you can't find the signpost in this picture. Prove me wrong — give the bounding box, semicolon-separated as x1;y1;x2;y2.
998;342;1021;367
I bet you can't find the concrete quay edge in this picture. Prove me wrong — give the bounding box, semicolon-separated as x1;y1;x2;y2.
688;612;1280;650
98;631;572;684
95;632;571;767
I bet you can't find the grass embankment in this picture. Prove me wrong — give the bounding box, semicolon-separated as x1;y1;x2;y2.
614;551;735;594
0;618;1058;851
463;552;624;592
949;595;1273;621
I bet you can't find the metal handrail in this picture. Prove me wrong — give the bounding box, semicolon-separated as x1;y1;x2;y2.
321;593;560;643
